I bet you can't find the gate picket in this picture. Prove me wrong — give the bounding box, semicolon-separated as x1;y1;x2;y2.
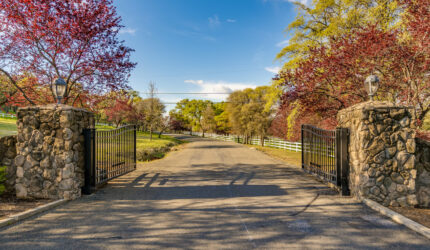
83;125;137;194
301;124;350;195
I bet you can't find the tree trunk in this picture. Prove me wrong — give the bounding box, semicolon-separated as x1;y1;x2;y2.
149;125;153;141
260;135;264;147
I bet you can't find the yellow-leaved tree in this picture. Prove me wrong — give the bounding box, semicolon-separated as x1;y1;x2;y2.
268;0;403;140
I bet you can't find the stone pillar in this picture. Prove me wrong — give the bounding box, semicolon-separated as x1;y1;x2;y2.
416;138;430;207
337;101;418;207
14;104;94;200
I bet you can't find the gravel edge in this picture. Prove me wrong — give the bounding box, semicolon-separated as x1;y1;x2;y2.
363;198;430;239
0;199;67;229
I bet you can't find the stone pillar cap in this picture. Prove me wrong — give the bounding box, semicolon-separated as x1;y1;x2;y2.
17;104;92;113
338;101;413;113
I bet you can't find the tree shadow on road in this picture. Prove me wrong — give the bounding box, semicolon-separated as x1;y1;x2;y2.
0;162;428;249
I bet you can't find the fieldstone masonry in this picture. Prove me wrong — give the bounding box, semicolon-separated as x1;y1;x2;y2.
416;138;430;207
14;104;94;200
0;135;17;194
337;101;430;207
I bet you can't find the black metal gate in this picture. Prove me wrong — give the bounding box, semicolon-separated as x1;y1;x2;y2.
301;125;349;195
83;125;136;194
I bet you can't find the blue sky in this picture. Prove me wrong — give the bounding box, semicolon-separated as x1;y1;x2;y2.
114;0;304;109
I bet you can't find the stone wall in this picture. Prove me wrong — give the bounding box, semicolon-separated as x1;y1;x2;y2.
416;138;430;207
337;101;419;207
0;135;17;194
15;104;94;200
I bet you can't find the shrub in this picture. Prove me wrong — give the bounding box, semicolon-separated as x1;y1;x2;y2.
136;144;174;162
0;166;6;195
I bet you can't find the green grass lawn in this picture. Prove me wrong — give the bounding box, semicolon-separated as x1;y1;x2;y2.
0;117;17;137
136;131;181;149
246;144;302;167
136;131;185;162
95;124;116;130
0;118;182;161
0;119;126;136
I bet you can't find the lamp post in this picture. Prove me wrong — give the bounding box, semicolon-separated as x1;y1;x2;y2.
364;75;379;101
53;77;67;104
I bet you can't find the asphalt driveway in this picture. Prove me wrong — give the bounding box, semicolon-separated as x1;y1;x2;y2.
0;135;428;249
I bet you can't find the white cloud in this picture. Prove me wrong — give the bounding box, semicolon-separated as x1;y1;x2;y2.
226;19;237;23
208;15;221;28
276;39;289;47
263;0;312;6
184;80;257;100
265;66;281;74
119;27;136;35
285;0;312;6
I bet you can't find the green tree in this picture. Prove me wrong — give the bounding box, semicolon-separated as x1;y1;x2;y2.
201;105;217;136
169;99;192;133
170;99;211;134
213;102;231;134
227;87;274;145
156;116;170;138
137;97;165;140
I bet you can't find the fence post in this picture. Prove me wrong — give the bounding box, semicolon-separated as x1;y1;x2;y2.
134;125;137;169
301;125;304;169
336;128;350;196
336;128;341;187
83;128;96;194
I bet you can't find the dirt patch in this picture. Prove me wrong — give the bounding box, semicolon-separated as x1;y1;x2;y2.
0;194;52;220
389;206;430;228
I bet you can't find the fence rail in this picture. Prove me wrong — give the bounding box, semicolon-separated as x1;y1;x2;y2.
0;113;16;119
182;131;301;152
83;125;136;193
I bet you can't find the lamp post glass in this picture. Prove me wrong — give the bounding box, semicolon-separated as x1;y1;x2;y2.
53;78;67;104
364;75;379;101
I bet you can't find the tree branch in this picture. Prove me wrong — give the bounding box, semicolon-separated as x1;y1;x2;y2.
0;68;35;105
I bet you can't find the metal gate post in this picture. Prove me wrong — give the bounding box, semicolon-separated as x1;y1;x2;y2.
134;125;137;169
83;128;96;194
336;128;342;187
301;125;304;169
336;128;350;196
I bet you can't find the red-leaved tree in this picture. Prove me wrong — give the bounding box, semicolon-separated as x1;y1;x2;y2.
279;23;430;133
0;0;136;106
104;91;133;128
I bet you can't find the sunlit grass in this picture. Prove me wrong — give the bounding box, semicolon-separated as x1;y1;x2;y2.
95;124;117;130
0;118;183;161
137;131;181;148
0;117;17;137
246;144;302;167
136;131;185;162
0;117;115;137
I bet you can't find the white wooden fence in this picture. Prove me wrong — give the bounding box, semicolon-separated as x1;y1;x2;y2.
182;131;302;152
0;113;16;119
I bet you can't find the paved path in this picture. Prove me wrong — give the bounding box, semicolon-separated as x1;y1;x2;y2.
0;135;428;249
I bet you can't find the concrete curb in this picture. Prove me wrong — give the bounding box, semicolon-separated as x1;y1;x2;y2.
0;199;67;229
363;198;430;240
